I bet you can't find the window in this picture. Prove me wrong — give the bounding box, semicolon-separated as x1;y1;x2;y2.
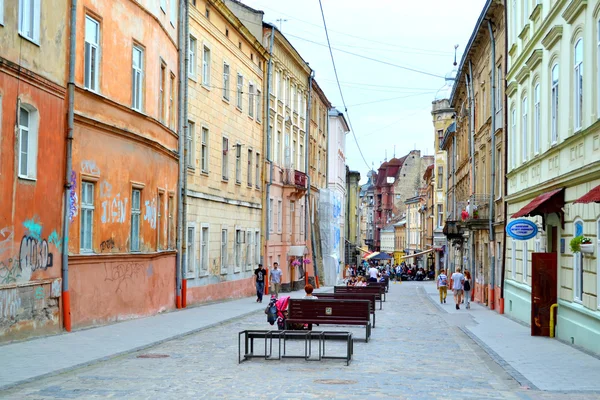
276;71;282;100
598;21;600;117
277;199;283;232
255;231;260;264
235;229;242;270
521;97;528;162
169;73;175;128
300;204;305;236
0;0;3;24
511;0;517;44
573;219;584;302
131;189;141;251
187;121;195;169
188;36;197;77
160;0;166;12
157;192;164;250
510;107;517;168
255;153;261;188
201;127;208;173
496;147;502;198
235;144;241;184
246;230;252;269
248;83;255;117
522;241;528;283
551;64;559;144
19;0;40;42
534;84;540;154
202;45;210;86
200;225;208;272
496;66;503;111
170;0;176;26
84;16;100;91
168;194;174;249
437;166;443;189
18;106;38;179
291;84;296;113
221;228;228;272
132;46;144;111
523;0;528;26
223;63;230;100
574;39;583;131
597;219;600;309
511;240;516;279
222;137;229;180
80;182;94;252
299;138;304;172
269;199;274;232
256;89;261;122
437;204;443;228
159;62;166;120
237;74;243;109
247;149;252;186
187;225;195;275
275;130;281;164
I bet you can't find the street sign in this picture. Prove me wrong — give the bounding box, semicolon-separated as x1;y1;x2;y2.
506;219;538;241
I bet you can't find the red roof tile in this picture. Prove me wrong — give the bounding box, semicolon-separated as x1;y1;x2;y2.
574;184;600;204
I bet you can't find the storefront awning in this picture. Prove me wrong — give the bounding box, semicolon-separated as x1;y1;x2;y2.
574;184;600;204
288;246;308;257
364;252;380;260
401;249;434;259
511;188;565;227
356;247;371;253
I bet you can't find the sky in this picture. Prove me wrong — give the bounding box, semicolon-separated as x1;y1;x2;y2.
240;0;487;183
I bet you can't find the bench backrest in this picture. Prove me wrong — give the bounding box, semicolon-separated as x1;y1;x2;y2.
335;285;383;297
288;299;370;321
315;293;376;312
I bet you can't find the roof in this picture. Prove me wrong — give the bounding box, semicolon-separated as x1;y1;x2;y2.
512;188;564;219
374;155;408;187
263;22;312;76
574;184;600;204
329;108;349;132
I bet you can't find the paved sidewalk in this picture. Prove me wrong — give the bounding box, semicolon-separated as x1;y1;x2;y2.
0;287;329;391
422;281;600;392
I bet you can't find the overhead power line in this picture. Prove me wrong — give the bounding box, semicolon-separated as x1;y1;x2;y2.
347;91;437;107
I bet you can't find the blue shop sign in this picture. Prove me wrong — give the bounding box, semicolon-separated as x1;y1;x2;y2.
506;219;538;241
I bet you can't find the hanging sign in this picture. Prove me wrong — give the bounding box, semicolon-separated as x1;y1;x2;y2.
506;219;538;241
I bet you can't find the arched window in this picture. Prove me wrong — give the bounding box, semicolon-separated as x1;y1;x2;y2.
18;104;38;180
574;39;584;130
534;83;541;154
573;218;584;302
551;64;559;144
522;96;528;162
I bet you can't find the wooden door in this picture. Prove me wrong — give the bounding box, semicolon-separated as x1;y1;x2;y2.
531;252;557;336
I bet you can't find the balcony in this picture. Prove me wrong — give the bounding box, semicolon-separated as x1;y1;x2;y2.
283;168;307;200
462;194;491;229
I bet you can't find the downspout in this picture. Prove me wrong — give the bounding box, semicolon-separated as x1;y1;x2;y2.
488;19;497;310
175;0;186;309
468;62;476;282
181;0;190;308
62;0;77;332
500;1;509;314
265;27;275;245
452;134;456;270
306;71;318;286
305;71;313;243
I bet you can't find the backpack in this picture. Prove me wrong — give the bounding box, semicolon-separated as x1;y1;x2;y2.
438;275;447;286
463;279;471;291
265;303;277;325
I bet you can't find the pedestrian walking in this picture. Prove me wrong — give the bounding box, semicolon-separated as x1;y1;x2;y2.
463;270;472;309
254;263;266;303
368;265;379;282
437;269;448;304
270;262;282;297
451;268;465;310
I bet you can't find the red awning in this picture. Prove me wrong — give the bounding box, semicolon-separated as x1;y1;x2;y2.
512;188;564;219
574;184;600;204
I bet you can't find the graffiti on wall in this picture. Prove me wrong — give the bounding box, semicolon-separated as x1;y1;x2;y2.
101;194;128;224
0;288;21;319
69;171;78;223
0;227;17;284
104;262;146;293
144;198;157;229
81;160;100;175
100;238;115;252
19;236;53;273
99;180;112;198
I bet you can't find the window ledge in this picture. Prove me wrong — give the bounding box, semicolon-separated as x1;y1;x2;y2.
18;175;37;182
222;178;229;183
201;83;211;91
201;170;209;176
236;106;243;113
18;32;40;47
222;97;230;104
188;75;197;83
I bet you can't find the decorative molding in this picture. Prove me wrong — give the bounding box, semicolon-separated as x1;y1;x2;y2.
518;23;531;42
541;26;564;49
508;43;518;59
562;0;587;24
525;49;544;71
506;80;518;97
186;189;262;209
530;3;543;23
515;67;531;84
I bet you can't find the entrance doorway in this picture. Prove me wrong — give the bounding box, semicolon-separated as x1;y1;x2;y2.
531;252;557;336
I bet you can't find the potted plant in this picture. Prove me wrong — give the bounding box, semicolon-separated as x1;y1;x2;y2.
570;236;594;254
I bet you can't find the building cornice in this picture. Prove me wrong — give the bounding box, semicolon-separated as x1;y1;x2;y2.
541;25;564;50
515;67;530;84
562;0;587;25
187;189;262;209
506;80;518;97
530;3;543;23
525;49;543;71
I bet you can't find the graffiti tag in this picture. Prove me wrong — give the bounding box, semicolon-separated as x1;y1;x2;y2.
100;238;115;252
69;170;78;223
99;180;112;198
35;287;44;300
144;198;157;229
104;262;145;293
81;160;100;175
0;288;21;319
101;194;128;224
19;236;53;273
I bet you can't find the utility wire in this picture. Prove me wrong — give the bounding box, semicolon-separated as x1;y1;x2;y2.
347;91;437;107
317;0;371;171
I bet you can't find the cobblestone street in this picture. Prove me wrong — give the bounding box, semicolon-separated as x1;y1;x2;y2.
2;283;599;400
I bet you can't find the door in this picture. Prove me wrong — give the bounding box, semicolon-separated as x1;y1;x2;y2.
531;252;557;336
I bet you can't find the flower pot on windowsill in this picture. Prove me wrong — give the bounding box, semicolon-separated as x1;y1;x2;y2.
580;243;594;254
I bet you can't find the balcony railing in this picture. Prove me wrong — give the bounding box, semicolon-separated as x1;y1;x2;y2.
463;194;491;227
283;168;307;189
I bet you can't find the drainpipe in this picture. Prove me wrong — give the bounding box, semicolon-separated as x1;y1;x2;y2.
175;0;186;309
500;2;509;314
452;134;456;271
61;0;78;332
181;0;190;308
306;71;315;284
468;61;476;285
488;19;497;310
265;27;275;245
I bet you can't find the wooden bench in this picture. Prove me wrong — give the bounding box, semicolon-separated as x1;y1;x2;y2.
367;281;389;297
335;285;385;304
238;330;353;365
286;299;372;342
315;293;377;327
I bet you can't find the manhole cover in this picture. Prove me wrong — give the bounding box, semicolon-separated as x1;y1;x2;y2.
137;354;170;359
314;379;357;385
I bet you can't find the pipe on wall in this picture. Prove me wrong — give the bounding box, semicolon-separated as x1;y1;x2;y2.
181;0;190;308
265;27;275;246
487;19;497;310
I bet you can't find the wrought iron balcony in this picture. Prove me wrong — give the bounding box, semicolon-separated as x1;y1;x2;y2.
283;168;307;190
462;194;491;229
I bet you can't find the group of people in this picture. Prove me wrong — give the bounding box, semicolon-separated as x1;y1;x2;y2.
390;264;434;281
436;268;472;310
253;262;283;302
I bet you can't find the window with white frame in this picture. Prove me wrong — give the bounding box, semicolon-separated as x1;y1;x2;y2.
276;71;282;100
201;126;208;173
235;144;241;184
131;189;141;251
511;0;517;44
277;199;283;232
247;149;252;186
187;121;195;169
160;0;166;12
19;0;40;42
256;89;261;122
300;204;305;236
573;219;584;302
551;64;559;144
574;38;583;131
534;83;540;154
522;241;528;283
510;106;516;168
170;0;176;26
84;16;100;91
597;218;600;308
437;204;443;228
222;137;229;180
80;182;95;252
169;73;175;129
159;62;166;120
18;106;38;179
523;0;528;26
200;225;208;273
269;198;274;232
187;225;196;275
223;63;230;100
188;36;197;78
255;230;260;264
511;239;516;279
521;96;528;162
235;229;242;270
202;45;211;86
496;147;502;198
221;228;228;272
255;153;261;189
248;83;255;117
237;74;243;109
291;84;296;113
275;130;281;164
0;0;4;25
246;230;252;269
496;66;503;111
132;46;144;111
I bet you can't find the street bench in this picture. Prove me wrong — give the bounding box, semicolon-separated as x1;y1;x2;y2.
238;330;353;365
315;292;378;327
286;299;371;342
367;281;389;296
335;285;385;304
